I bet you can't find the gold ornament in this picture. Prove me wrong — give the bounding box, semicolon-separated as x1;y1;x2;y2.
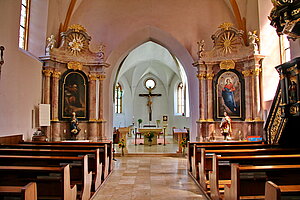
206;73;214;80
98;74;106;80
242;70;252;77
197;73;206;80
220;60;235;70
68;24;87;32
42;69;52;77
219;22;233;30
52;71;61;78
67;61;83;71
89;74;98;81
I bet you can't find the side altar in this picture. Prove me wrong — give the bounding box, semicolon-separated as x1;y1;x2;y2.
138;128;162;145
39;24;110;141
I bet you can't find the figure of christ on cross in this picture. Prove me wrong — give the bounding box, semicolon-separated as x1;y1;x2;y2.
139;88;161;122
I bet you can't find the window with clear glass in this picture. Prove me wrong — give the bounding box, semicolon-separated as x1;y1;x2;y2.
280;35;291;63
177;82;185;114
19;0;30;50
115;83;123;113
145;78;156;90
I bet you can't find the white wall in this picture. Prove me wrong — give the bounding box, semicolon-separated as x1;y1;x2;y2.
0;0;45;140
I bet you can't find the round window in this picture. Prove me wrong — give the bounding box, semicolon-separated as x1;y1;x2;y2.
145;78;156;89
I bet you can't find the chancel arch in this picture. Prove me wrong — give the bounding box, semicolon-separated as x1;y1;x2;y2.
112;41;191;142
106;26;197;141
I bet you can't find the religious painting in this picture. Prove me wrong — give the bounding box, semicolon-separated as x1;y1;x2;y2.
214;70;245;120
60;70;88;120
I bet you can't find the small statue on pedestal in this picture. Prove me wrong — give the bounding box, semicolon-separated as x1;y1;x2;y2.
45;35;56;55
220;112;232;140
70;112;81;139
248;31;259;53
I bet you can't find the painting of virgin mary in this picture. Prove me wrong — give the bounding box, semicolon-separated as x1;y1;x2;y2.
215;70;244;119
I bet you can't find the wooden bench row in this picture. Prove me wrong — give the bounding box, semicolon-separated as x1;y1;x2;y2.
187;141;300;200
0;141;113;200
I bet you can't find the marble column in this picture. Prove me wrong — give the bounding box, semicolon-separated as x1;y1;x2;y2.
98;74;106;140
253;66;263;121
42;69;52;140
206;71;214;121
51;71;61;141
88;73;98;141
242;69;253;137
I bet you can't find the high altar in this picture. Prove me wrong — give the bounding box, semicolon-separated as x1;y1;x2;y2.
193;23;265;140
39;25;110;141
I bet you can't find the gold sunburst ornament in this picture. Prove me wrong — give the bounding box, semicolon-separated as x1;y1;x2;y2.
66;32;88;55
216;31;239;55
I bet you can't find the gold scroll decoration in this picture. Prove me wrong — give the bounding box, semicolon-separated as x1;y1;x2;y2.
68;24;87;33
220;60;235;70
67;61;83;71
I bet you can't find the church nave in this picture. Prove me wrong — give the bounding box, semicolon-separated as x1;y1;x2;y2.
92;156;207;200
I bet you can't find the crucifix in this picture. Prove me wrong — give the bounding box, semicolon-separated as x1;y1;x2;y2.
0;46;5;79
139;87;161;122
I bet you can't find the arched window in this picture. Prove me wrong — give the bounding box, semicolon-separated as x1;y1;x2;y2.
177;82;185;115
19;0;31;50
115;83;123;113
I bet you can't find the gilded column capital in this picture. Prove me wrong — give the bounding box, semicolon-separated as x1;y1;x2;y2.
242;70;252;77
98;74;106;80
197;73;206;80
253;67;262;76
89;74;98;81
206;73;214;80
52;71;61;78
42;69;53;77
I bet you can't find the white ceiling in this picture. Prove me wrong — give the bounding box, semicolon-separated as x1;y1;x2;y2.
116;41;184;95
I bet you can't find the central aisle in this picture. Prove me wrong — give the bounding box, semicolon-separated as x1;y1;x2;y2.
92;156;208;200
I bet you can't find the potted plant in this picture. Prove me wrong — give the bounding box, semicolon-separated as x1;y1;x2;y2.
138;119;143;128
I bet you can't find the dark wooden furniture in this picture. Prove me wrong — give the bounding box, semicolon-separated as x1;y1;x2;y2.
0;182;37;200
224;164;300;200
265;181;300;200
0;165;77;200
209;154;300;200
0;155;92;200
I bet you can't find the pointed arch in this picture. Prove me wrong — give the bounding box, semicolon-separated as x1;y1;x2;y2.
104;26;198;140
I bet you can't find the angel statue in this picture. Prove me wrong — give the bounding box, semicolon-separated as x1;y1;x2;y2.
98;43;106;60
248;31;259;53
45;35;56;55
197;40;205;60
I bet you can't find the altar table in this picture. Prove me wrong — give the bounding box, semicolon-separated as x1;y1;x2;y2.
138;128;162;145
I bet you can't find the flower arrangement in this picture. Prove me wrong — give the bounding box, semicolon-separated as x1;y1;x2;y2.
118;138;126;156
145;131;155;140
118;138;126;148
180;138;187;148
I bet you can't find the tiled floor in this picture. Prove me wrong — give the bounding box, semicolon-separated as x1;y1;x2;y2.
92;156;208;200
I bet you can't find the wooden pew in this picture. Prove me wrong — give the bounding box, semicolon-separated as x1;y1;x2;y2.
224;164;300;200
0;165;77;200
0;155;92;200
209;154;300;200
191;143;275;180
1;143;110;181
187;141;264;173
265;181;300;200
0;148;102;192
21;141;113;174
199;148;300;192
0;182;37;200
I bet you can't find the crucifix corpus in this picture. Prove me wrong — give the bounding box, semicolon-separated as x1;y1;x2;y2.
139;88;161;122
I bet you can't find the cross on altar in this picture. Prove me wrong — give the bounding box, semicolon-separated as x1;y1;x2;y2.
139;88;161;121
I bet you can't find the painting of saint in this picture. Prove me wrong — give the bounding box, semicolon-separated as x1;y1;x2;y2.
61;71;87;119
216;71;243;119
